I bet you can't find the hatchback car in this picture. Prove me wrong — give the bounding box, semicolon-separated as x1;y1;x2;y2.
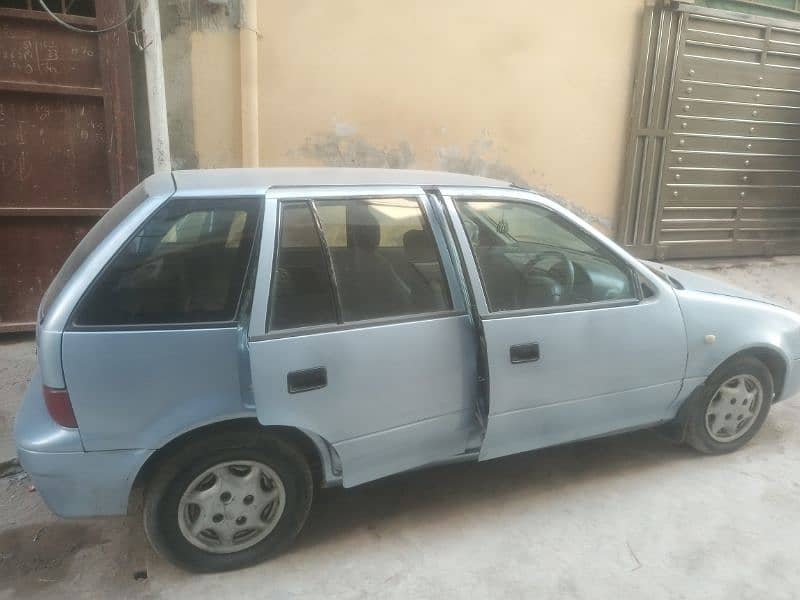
16;168;800;572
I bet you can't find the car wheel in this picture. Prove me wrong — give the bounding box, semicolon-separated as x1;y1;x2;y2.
143;430;313;573
685;355;773;454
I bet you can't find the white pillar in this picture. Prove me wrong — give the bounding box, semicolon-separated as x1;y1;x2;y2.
141;0;172;172
240;0;260;167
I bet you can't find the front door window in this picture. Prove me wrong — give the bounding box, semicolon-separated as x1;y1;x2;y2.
454;200;637;312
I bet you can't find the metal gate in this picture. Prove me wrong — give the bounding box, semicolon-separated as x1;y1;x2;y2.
619;2;800;259
0;1;137;332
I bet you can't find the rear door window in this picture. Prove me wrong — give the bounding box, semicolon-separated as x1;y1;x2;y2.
315;198;452;321
267;197;453;331
268;202;338;331
74;197;260;326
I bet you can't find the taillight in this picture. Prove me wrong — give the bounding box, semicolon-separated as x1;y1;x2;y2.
43;386;78;428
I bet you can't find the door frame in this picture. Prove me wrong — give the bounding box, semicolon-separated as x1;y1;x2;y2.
437;186;669;319
245;184;479;487
248;185;467;340
438;186;685;460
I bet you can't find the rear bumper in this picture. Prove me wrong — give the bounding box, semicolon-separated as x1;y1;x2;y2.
15;369;151;517
17;445;150;518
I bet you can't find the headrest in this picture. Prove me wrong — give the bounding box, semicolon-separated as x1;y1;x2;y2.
403;229;436;262
346;204;381;250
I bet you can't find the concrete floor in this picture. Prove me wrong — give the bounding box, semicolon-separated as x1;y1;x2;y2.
1;257;800;599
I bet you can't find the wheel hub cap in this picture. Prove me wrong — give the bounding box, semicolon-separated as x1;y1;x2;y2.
178;460;286;554
704;374;763;443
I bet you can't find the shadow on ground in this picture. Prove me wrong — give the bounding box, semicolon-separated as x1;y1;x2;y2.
2;410;791;596
295;428;694;553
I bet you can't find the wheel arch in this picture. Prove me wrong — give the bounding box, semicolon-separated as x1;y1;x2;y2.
714;346;787;402
668;344;786;444
128;418;341;514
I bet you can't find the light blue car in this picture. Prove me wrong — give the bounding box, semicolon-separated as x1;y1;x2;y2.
15;168;800;572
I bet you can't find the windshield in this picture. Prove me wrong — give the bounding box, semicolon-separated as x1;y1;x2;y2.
39;183;150;324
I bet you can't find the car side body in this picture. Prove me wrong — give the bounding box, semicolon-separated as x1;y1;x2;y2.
15;168;800;523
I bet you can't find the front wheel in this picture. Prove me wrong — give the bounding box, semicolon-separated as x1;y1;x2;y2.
685;356;773;454
143;431;313;572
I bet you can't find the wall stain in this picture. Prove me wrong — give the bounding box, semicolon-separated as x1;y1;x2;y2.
438;138;611;232
437;138;527;185
298;133;414;169
526;184;614;233
156;0;239;172
296;131;609;231
160;0;238;36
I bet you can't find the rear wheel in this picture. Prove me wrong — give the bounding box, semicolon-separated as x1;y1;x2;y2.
143;431;313;572
685;356;773;454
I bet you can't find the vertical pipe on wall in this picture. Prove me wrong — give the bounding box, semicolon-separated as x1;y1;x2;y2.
240;0;260;167
141;0;172;172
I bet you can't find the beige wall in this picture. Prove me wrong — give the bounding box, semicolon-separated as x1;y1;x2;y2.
184;1;645;231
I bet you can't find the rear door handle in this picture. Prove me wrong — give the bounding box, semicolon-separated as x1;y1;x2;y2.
510;343;540;364
287;367;328;394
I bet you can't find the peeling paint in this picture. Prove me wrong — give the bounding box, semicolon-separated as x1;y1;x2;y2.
160;0;238;36
298;133;414;169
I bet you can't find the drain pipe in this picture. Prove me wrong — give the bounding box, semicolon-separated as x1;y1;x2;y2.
141;0;171;172
240;0;259;167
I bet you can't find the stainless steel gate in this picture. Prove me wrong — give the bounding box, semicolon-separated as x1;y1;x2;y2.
619;2;800;259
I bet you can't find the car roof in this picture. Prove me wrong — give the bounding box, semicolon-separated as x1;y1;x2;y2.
171;167;511;194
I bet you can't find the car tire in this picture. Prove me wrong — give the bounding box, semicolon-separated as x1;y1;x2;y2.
684;355;773;455
143;429;314;573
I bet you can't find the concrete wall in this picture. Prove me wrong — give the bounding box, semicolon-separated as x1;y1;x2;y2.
159;0;647;232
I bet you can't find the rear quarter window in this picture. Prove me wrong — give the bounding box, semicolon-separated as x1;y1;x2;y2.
73;197;261;327
39;184;149;323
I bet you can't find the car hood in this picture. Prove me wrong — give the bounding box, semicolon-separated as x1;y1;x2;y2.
642;261;775;306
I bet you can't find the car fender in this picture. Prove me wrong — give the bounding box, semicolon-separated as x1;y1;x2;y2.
676;289;800;381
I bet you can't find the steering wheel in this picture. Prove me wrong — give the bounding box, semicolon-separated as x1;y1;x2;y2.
523;251;575;304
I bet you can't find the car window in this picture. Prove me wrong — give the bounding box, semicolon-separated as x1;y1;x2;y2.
315;198;452;322
268;202;338;331
40;182;149;323
268;197;453;331
74;197;260;326
316;200;428;248
455;199;636;312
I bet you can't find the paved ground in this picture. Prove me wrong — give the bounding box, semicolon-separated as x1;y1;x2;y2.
1;257;800;599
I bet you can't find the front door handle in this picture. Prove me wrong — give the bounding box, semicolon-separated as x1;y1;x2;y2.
510;343;540;364
287;366;328;394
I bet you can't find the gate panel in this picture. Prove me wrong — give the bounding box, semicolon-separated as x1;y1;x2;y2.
619;3;800;259
0;3;136;332
619;4;684;259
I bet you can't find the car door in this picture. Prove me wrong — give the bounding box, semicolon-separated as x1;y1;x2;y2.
438;187;688;461
247;186;479;487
